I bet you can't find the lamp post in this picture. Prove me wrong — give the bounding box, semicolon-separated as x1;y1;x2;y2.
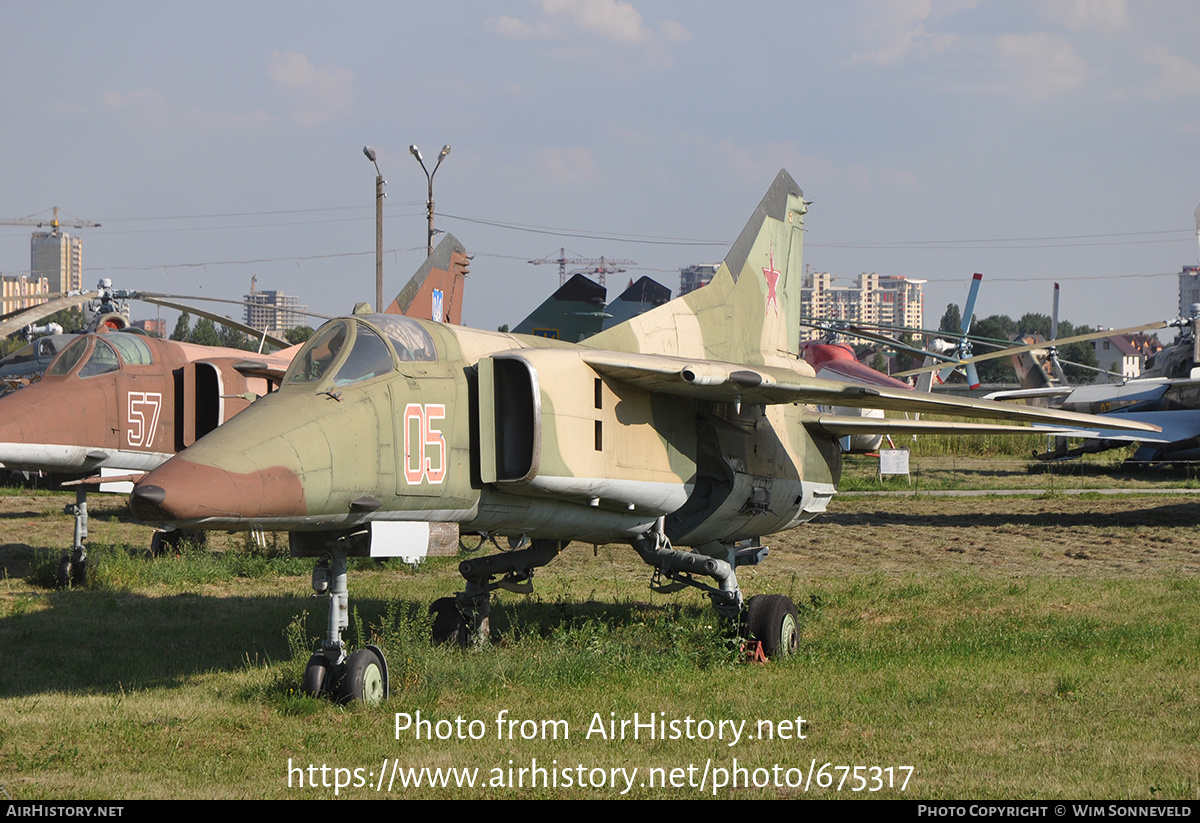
363;146;385;313
410;144;450;258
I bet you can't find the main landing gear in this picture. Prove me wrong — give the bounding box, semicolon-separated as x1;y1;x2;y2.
149;526;207;556
432;522;799;661
630;520;798;660
430;538;563;647
295;531;390;705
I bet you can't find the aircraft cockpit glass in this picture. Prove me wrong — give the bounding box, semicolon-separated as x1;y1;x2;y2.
104;333;154;366
285;317;438;387
4;341;38;367
45;337;90;378
370;315;437;362
332;325;395;386
78;338;120;378
287;322;349;385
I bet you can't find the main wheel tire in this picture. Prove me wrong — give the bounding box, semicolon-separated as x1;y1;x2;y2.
151;530;180;556
152;529;207;557
302;653;329;697
335;649;386;706
183;530;208;549
746;594;799;658
430;597;469;647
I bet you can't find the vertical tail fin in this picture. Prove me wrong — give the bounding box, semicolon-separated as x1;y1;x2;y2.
585;170;806;366
385;233;469;324
512;273;608;341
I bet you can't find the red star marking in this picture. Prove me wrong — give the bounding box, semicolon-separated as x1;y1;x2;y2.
762;249;780;315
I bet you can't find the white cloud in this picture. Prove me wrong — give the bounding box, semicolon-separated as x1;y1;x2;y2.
268;51;354;128
1038;0;1129;33
851;0;974;66
102;88;165;108
1135;46;1200;100
488;0;690;71
699;140;916;191
488;15;554;40
991;32;1088;100
534;146;600;186
657;20;691;44
536;0;650;46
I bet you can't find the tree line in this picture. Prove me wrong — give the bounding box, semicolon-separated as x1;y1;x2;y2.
170;312;312;350
934;303;1101;384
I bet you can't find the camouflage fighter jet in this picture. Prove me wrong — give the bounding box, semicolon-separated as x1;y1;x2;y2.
129;171;1157;705
0;234;469;585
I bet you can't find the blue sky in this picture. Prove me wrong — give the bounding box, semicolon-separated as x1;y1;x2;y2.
3;1;1199;335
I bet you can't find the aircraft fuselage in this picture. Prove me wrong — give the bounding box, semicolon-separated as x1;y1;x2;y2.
131;316;840;548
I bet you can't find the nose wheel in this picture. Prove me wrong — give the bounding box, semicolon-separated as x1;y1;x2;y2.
300;540;389;705
302;645;388;706
335;648;386;705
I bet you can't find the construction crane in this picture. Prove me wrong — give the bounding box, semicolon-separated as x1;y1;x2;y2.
0;206;101;234
0;207;101;304
570;255;635;289
528;248;636;287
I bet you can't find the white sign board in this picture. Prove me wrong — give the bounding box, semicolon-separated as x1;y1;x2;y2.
878;449;910;484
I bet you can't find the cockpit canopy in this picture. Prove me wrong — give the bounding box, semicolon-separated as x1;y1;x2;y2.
44;333;155;379
285;315;437;388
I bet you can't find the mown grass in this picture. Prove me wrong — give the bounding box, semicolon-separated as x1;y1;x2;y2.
838;447;1200;492
1;489;1197;799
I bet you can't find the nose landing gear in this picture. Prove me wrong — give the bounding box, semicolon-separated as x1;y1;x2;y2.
298;535;390;705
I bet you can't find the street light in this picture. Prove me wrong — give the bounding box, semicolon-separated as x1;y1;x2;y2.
363;145;385;313
410;143;450;258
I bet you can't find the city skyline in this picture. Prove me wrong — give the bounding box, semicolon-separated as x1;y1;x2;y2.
3;3;1199;337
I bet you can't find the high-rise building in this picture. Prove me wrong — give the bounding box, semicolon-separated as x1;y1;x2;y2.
31;231;83;294
679;263;720;295
243;289;307;335
800;271;925;340
0;274;51;316
1179;265;1200;318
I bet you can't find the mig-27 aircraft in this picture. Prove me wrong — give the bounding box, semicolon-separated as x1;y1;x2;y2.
129;171;1157;705
0;236;471;584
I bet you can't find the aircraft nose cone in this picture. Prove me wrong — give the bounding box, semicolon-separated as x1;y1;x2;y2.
131;457;306;525
128;484;168;521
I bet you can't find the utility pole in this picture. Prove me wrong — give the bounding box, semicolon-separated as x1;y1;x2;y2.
363;146;386;312
410;144;451;258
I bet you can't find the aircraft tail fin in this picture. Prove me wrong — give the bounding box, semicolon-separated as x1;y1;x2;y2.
1011;343;1056;390
385;233;468;324
586;170;806;366
512;273;608;341
602;276;672;329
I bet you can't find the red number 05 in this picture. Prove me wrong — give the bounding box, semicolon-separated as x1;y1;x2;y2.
403;403;446;485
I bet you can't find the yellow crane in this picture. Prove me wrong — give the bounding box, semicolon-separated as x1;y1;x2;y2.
0;206;101;234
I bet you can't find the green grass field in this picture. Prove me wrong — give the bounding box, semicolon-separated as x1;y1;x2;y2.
0;483;1197;799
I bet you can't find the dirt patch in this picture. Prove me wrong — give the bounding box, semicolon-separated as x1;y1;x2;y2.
770;493;1200;578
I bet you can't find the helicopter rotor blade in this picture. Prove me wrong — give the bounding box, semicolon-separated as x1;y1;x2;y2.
137;296;291;349
0;292;99;338
896;320;1171;378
